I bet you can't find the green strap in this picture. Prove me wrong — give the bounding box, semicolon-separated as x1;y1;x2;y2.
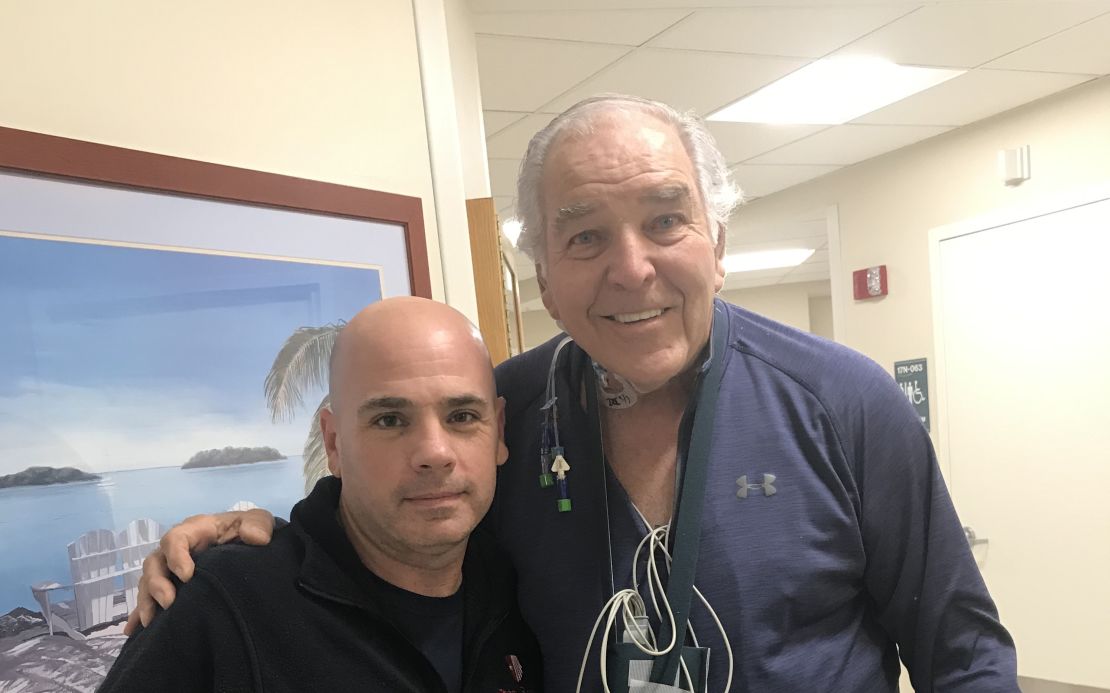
649;304;729;686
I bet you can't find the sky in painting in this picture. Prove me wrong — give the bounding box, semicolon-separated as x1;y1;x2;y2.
0;234;380;474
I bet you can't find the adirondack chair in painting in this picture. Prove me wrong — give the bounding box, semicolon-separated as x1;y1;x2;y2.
29;581;84;640
116;518;163;613
67;528;123;630
36;518;169;633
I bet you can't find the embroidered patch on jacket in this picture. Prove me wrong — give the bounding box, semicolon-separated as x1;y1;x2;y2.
505;654;523;683
736;473;777;499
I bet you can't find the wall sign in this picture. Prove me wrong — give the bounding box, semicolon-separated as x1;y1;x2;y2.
894;358;929;431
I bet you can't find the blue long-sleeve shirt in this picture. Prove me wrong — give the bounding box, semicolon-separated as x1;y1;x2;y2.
488;298;1017;692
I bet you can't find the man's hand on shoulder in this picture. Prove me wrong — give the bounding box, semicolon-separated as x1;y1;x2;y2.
124;508;275;634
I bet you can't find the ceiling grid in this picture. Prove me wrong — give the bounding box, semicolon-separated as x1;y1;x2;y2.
472;0;1110;289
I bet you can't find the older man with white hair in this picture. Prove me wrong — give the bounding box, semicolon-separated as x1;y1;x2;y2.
131;94;1018;693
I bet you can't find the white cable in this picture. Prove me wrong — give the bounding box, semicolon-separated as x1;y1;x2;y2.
544;336;574;448
644;529;734;693
576;530;681;693
630;510;669;624
693;584;734;693
632;525;668;622
624;504;735;693
576;589;651;693
545;336;573;397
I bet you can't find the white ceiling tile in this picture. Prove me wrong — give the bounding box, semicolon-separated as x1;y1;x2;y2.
799;248;830;265
737;244;827;259
649;6;913;58
474;9;689;46
707;122;827;164
728;219;827;247
731;163;840;197
783;260;831;275
477;36;629;111
779;267;832;284
750;124;951;166
987;12;1110;75
854;68;1096;126
724;267;791;282
836;2;1110;68
722;274;784;290
544;48;807;115
484;110;529;138
488;158;522;200
485;113;556;158
725;240;826;256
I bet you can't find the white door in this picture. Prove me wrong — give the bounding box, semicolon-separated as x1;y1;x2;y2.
932;190;1110;689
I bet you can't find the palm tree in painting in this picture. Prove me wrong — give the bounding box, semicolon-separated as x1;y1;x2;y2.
264;322;344;495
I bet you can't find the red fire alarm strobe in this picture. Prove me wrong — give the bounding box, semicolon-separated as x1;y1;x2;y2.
852;265;888;300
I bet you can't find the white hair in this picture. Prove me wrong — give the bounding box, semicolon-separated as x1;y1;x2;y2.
514;94;743;262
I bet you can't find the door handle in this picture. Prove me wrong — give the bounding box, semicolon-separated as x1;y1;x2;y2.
964;525;989;548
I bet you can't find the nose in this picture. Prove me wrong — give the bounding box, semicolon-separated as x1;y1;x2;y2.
605;226;656;290
409;421;457;472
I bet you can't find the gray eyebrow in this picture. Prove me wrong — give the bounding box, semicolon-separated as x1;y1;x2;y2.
642;184;691;203
552;184;690;233
554;201;598;230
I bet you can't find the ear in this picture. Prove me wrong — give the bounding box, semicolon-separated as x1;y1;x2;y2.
494;396;509;467
536;262;561;322
320;406;342;478
713;224;727;293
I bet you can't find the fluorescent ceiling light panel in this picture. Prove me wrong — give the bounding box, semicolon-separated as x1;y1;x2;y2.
708;56;964;125
502;218;523;247
724;248;815;273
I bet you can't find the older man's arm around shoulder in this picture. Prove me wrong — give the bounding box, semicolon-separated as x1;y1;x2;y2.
99;566;256;693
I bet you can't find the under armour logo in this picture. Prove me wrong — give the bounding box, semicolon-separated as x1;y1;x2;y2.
736;474;777;499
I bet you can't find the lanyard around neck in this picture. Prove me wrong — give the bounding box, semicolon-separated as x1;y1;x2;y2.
583;303;730;685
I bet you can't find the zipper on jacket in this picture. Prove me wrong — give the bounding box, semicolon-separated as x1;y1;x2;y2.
298;581;449;693
461;609;510;692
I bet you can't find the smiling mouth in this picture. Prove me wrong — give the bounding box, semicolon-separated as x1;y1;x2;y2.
604;308;666;324
406;491;464;503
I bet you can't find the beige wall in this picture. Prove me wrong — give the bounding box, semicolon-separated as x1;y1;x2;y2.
720;280;830;333
443;0;491;200
0;0;451;301
736;76;1110;431
808;295;834;340
522;308;562;350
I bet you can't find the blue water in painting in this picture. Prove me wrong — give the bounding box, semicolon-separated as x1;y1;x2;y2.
0;457;306;614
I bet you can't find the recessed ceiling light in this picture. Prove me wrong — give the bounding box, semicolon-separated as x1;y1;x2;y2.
708;56;964;125
502;218;523;247
724;248;815;273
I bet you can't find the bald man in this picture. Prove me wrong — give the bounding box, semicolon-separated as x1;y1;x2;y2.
99;298;542;693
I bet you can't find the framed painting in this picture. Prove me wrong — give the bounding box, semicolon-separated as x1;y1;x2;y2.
0;127;430;690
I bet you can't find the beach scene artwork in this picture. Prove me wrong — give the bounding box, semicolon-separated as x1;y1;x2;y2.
0;232;379;691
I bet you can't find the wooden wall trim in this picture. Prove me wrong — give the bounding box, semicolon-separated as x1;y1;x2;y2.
0;126;431;298
466;197;510;365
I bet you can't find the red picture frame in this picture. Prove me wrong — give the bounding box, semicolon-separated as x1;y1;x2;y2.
0;126;431;298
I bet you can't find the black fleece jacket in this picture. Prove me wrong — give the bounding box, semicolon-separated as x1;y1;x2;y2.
98;477;542;693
